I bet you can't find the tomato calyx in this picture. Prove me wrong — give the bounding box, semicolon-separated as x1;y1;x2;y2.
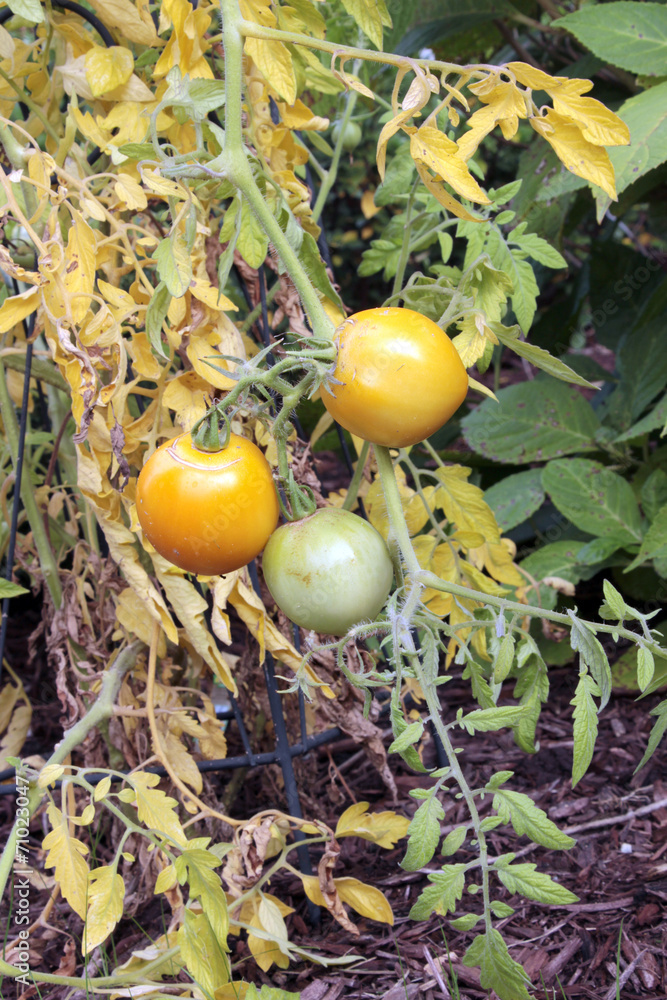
191;407;231;453
278;470;317;521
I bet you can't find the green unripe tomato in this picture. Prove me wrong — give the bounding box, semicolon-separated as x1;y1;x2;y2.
332;120;362;152
262;507;393;636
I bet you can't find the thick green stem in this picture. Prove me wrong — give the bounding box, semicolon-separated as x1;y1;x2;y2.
237;20;486;77
373;445;422;576
219;0;334;342
0;359;62;606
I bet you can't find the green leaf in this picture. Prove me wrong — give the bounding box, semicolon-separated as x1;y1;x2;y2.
459;705;526;735
520;541;584;593
601;319;667;430
408;864;466;920
571;672;600;787
298;231;342;305
463;929;531;1000
390;689;427;773
395;0;515;56
611;619;667;695
642;469;667;523
116;142;157;160
486;770;514;791
599;578;629;621
576;534;629;566
178;909;230;999
338;0;390;49
4;0;43;22
509;230;567;269
441;826;467;857
637;647;656;693
450;912;482;931
237;199;269;269
154;236;192;298
486;229;539;331
492;789;575;850
635;700;667;771
496;861;578;904
614;384;667;444
491;324;595;387
594;81;667;219
174;849;229;947
388;719;424;753
542;459;643;545
462;381;600;464
492;633;516;685
484;470;545;533
513;654;549;753
555;3;667;76
401;791;445;872
0;579;29;599
490;900;515;918
145;282;172;359
626;504;667;573
568;615;611;710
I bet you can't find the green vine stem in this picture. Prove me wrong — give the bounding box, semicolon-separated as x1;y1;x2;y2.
411;654;494;932
218;0;335;342
0;359;62;607
0;643;139;928
311;74;359;223
342;440;370;511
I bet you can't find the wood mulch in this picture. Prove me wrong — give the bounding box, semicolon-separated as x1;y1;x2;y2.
1;630;666;999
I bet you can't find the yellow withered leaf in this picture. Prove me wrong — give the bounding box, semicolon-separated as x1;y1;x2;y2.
85;45;134;97
414;160;481;221
125;772;188;847
247;897;290;971
277;97;329;131
83;866;125;954
530;108;618;200
433;465;501;544
162;371;209;432
190;277;237;313
0;703;31;772
186;334;238;391
457;81;527;161
86;0;160;46
376;107;414;179
43;804;90;919
0;287;40;334
114;173;148;211
412;536;456;618
228;576;335;697
178;909;230;996
335;801;410;848
410;126;490;205
153;557;237;693
302;874;394;925
245;37;297;104
156;728;203;794
452;313;498;368
508;62;629;149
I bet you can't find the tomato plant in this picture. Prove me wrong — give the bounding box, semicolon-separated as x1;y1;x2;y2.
262;507;394;636
321;307;469;448
136;432;279;576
